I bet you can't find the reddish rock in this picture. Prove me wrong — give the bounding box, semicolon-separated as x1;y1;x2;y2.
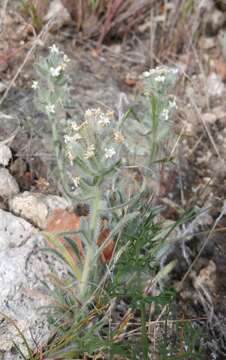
45;208;114;263
45;208;83;257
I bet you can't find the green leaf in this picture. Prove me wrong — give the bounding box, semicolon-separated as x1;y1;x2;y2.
95;211;139;259
42;232;82;281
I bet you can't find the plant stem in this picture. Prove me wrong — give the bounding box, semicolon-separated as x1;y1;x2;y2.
141;302;149;360
150;94;158;163
79;245;94;298
51;115;101;300
51;119;73;200
79;187;100;299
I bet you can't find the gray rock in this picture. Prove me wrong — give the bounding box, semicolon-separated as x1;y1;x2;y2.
0;82;7;94
0;144;12;167
0;209;64;359
205;8;225;36
0;208;35;251
0;113;18;143
215;0;226;11
0;169;19;198
207;72;225;97
9;191;70;229
44;0;71;31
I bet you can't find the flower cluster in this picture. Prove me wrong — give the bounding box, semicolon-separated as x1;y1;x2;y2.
32;44;70;116
161;108;170;121
168;96;177;109
46;104;56;115
33;46;178;195
50;66;61;78
72;176;80;187
49;44;60;54
159;96;178;122
62;108;126;189
49;53;70;78
84;108;114;127
114;131;124;144
104;147;116;159
142;66;179;97
31;80;39;90
84;144;95;160
142;66;179;79
119;65;180;163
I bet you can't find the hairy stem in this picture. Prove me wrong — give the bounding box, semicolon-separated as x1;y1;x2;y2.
51;119;74;201
79;187;100;299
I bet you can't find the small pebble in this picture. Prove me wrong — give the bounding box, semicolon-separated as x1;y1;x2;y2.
0;144;12;166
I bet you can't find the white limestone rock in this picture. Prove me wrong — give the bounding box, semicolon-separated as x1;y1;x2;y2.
0;209;64;359
44;0;71;31
0;208;35;251
9;191;70;229
0;168;19;198
207;72;225;97
0;144;12;166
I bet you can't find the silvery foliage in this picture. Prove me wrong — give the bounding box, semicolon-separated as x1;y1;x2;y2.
32;47;179;298
33;45;69;117
33;47;178;205
121;66;179;162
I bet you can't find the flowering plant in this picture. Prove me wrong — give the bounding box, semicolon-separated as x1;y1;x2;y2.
33;45;179;305
121;66;178;164
28;45;191;359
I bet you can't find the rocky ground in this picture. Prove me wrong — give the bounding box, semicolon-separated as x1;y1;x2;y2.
1;0;226;358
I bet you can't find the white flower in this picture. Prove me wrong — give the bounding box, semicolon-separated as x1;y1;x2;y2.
70;122;80;132
50;66;61;77
98;113;111;126
85;109;94;119
31;80;39;90
85;108;102;121
60;63;66;71
70;121;87;132
72;176;80;187
60;55;70;71
64;135;72;144
65;149;74;164
142;66;178;80
169;97;177;109
80;120;88;128
142;71;151;78
49;44;60;54
65;133;81;144
84;144;95;159
105;147;116;159
161;108;169;121
63;54;70;64
155;75;165;82
75;133;82;140
46;104;55;115
142;68;163;78
171;67;179;75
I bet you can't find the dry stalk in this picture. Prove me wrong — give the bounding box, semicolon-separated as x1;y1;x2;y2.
0;19;54;106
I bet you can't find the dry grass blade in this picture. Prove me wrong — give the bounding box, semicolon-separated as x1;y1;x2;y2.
70;0;154;43
0;0;10;30
0;18;54;107
189;95;223;161
178;203;226;291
